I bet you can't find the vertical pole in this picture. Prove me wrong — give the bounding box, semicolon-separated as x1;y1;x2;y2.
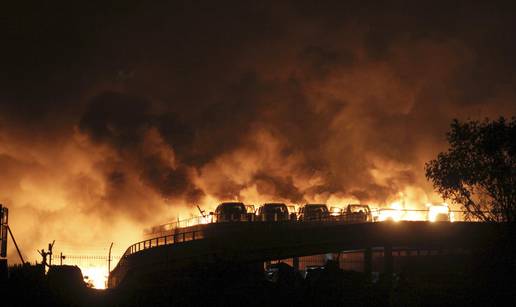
108;242;114;273
0;205;6;258
384;245;393;279
293;257;299;270
60;252;63;265
364;247;372;278
49;244;52;266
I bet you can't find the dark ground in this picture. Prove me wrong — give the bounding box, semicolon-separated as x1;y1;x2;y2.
1;232;515;307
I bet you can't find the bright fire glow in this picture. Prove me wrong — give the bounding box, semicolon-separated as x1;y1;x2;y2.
330;206;342;216
427;203;453;222
378;202;403;222
402;210;426;221
199;215;211;224
82;266;108;289
376;199;432;222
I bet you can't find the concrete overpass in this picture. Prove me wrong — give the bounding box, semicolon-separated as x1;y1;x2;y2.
108;220;509;288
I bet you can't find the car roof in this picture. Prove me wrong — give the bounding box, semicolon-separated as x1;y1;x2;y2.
216;202;246;209
262;203;287;207
218;202;245;206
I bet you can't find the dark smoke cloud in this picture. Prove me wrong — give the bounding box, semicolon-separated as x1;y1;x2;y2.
79;92;151;149
253;172;304;203
1;0;516;262
79;92;205;203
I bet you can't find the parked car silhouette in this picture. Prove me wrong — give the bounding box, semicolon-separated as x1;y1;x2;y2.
345;204;373;222
213;202;248;222
257;203;290;221
298;204;329;221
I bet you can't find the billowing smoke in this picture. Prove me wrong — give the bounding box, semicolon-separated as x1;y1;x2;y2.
1;1;516;263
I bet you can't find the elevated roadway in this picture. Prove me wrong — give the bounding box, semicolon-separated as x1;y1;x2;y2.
108;221;509;288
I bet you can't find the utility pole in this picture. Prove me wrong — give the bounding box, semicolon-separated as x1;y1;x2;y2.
60;252;66;265
1;204;9;281
108;242;114;273
0;204;7;258
1;205;26;264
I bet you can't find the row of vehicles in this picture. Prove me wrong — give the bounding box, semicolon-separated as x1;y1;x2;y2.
212;202;373;223
212;202;453;223
145;202;453;237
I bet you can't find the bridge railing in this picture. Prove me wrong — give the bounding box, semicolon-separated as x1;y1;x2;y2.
123;229;205;257
144;216;212;239
371;208;485;223
146;209;486;235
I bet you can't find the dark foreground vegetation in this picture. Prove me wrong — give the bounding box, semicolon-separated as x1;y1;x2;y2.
1;230;515;307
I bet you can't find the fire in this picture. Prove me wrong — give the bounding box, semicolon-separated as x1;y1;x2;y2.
427;203;454;222
378;202;404;222
377;201;428;222
82;266;108;289
329;206;342;216
403;210;426;221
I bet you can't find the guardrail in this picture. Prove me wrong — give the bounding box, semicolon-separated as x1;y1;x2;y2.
144;216;211;236
126;229;205;255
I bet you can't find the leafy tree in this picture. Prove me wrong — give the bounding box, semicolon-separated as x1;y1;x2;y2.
425;117;516;222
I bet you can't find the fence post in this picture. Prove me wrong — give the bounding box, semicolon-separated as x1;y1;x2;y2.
364;247;372;281
384;245;393;285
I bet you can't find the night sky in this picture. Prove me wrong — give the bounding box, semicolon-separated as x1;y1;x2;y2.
1;1;515;261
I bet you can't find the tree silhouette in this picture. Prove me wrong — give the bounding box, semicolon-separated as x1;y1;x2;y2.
425;117;516;222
